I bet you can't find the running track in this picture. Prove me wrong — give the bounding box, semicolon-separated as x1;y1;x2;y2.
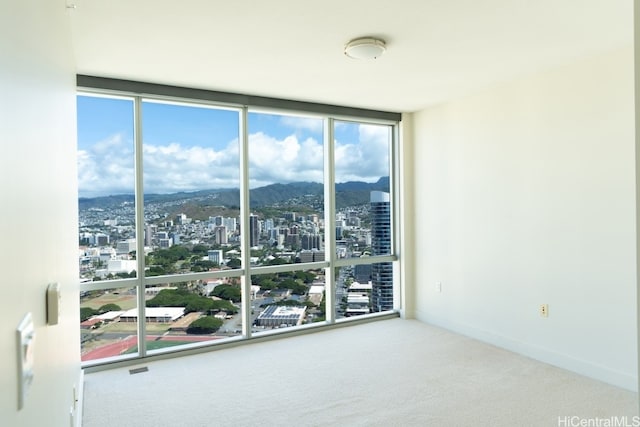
82;335;222;361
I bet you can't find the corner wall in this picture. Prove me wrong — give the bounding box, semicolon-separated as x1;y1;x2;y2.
399;113;416;318
411;46;637;390
0;1;80;424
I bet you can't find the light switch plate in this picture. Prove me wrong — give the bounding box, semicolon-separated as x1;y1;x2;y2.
47;282;60;325
17;312;35;410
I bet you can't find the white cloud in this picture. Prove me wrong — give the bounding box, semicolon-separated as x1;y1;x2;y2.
78;134;135;197
335;124;390;183
279;116;324;134
248;132;323;188
142;139;240;194
78;123;390;197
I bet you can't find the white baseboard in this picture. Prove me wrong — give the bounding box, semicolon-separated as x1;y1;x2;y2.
414;310;637;392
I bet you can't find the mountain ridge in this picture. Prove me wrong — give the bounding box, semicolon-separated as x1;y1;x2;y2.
79;177;390;211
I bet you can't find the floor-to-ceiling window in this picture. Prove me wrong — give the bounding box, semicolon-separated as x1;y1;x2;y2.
77;81;399;366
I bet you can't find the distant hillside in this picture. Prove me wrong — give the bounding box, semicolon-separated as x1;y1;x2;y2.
79;177;389;212
335;176;389;192
250;182;323;206
79;194;135;210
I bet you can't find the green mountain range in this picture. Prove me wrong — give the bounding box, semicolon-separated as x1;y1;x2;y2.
79;177;389;212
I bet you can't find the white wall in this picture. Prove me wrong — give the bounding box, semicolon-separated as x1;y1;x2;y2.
411;46;637;390
0;1;80;425
399;114;416;318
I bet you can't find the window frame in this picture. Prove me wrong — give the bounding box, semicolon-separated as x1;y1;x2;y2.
78;78;401;369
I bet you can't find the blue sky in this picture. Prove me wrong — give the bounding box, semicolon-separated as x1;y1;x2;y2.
77;95;389;197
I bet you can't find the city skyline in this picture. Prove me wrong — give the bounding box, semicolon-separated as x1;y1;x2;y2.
78;94;395;361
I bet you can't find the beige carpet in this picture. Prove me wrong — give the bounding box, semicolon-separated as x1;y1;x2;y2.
82;319;637;427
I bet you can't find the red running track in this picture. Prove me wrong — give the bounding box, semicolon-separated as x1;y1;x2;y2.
81;335;223;361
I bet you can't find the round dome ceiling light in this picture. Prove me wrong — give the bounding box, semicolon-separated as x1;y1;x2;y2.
344;37;386;60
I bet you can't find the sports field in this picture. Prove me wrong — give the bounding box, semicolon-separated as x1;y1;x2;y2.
80;289;138;310
82;335;222;361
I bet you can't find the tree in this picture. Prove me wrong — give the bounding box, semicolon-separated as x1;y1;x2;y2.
210;284;241;302
257;279;277;290
146;288;238;314
98;303;121;313
146;266;168;276
210;299;238;314
192;260;217;270
146;288;190;307
227;258;241;269
184;298;214;314
192;244;209;255
295;271;316;284
266;257;289;266
279;278;307;295
80;307;97;322
186;316;223;334
169;245;191;260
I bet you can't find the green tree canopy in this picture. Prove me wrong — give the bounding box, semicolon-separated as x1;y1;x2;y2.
146;288;239;314
80;307;97;322
279;279;307;295
211;299;238;314
98;303;121;313
294;271;316;284
210;284;241;302
186;316;223;334
191;244;210;255
227;258;241;269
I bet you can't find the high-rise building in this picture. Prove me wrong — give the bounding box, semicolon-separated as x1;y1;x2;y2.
355;263;372;283
301;234;322;250
95;233;109;246
158;238;173;248
176;213;190;224
214;225;228;244
370;191;393;311
144;225;155;246
223;217;237;233
249;214;259;247
264;218;275;232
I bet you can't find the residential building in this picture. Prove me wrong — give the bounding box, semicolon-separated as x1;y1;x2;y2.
249;214;259;247
214;225;228;244
116;239;136;255
370;191;393;311
207;250;223;265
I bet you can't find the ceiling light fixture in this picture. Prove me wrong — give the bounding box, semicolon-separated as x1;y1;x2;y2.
344;37;386;60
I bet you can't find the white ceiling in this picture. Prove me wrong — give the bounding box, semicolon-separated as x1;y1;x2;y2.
69;0;632;113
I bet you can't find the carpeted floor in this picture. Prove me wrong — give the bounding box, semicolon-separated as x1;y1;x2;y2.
82;319;638;427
